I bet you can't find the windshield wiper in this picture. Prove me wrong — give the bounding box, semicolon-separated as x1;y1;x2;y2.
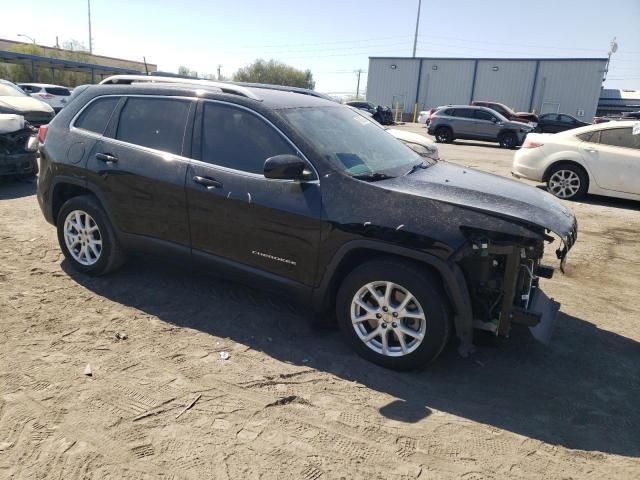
406;161;429;175
352;172;395;181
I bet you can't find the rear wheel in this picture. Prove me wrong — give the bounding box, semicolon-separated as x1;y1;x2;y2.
499;131;518;149
336;259;452;370
546;163;588;200
57;195;125;276
434;127;453;143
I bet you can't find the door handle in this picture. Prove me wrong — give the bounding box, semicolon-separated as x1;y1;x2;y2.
95;152;118;163
192;175;223;189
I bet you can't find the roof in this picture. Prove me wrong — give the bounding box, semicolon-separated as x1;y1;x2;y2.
369;56;608;62
84;82;337;110
17;83;69;88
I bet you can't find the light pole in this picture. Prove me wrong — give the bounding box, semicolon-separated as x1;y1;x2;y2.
355;69;363;99
412;0;422;58
87;0;93;54
17;33;36;44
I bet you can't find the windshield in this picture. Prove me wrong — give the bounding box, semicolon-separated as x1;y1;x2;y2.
280;106;421;177
0;82;28;98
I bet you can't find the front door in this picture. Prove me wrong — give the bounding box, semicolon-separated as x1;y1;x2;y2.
187;100;322;285
472;109;500;140
580;126;640;195
88;95;194;246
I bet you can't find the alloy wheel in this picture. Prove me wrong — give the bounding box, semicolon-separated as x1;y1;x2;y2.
63;210;103;266
548;170;581;199
350;281;427;357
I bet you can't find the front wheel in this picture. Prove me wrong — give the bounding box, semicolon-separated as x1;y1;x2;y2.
56;195;125;276
499;131;518;149
336;259;452;370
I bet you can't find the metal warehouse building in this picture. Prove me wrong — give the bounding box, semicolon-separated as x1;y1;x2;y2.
366;57;608;121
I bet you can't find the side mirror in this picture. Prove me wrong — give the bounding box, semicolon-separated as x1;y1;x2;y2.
264;154;312;181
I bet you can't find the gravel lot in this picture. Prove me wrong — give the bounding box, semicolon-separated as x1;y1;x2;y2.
1;125;639;479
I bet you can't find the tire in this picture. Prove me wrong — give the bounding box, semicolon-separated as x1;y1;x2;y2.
434;127;453;143
56;195;125;276
336;258;452;370
498;131;518;149
545;163;588;200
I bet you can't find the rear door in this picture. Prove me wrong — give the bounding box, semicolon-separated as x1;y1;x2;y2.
88;95;194;246
450;108;477;137
580;127;640;194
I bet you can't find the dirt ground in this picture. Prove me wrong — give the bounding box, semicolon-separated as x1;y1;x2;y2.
1;127;639;479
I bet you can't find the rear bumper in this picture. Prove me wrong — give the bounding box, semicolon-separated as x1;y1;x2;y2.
0;152;37;176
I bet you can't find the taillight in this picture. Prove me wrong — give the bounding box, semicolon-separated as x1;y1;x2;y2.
37;125;48;143
38;93;55;99
522;138;543;149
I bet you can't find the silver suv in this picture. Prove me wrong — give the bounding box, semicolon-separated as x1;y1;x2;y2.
427;105;533;148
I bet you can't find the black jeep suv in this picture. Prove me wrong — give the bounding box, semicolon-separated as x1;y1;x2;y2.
37;81;577;370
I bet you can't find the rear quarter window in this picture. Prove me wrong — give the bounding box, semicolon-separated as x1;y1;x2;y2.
74;97;121;135
45;87;71;96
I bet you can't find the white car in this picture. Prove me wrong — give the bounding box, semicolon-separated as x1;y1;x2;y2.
386;128;439;161
18;83;72;113
512;121;640;201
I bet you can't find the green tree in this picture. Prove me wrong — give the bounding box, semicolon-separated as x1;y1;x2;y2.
233;59;315;89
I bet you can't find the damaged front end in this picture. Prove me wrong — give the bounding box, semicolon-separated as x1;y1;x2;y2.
0;116;38;177
456;222;577;346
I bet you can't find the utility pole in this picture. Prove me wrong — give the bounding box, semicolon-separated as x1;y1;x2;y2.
217;64;222;80
412;0;422;58
88;0;93;54
355;69;363;99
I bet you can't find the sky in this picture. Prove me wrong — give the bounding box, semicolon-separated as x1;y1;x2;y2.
2;0;639;94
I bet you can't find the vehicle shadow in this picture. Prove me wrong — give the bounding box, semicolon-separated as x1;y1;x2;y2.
62;257;640;457
451;140;512;150
0;176;37;200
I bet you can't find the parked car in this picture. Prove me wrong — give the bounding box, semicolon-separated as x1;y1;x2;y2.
621;111;640;120
428;105;534;148
535;113;590;133
512;120;640;201
346;100;394;125
417;106;445;126
0;114;39;177
19;83;72;113
0;79;55;126
37;81;577;370
471;101;538;125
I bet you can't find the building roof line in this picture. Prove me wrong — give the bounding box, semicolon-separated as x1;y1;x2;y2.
369;56;608;62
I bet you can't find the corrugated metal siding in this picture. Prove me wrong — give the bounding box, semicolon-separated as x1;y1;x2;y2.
366;58;420;112
418;59;475;110
531;60;606;120
473;60;536;111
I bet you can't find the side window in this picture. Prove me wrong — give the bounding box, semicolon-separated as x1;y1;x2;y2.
201;102;295;174
474;110;495;122
74;97;121;135
452;109;474;118
559;115;575;124
543;114;559;122
116;97;191;155
599;128;638;149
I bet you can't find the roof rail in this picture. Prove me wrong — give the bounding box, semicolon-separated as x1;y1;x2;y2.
98;75;261;100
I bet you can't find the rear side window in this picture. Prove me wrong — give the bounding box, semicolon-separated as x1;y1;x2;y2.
577;130;599;143
45;87;71;96
598;128;639;149
74;97;120;135
200;102;295;174
452;109;475;119
116;97;191;155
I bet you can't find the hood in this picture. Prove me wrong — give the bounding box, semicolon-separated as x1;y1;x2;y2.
0;96;54;114
386;128;435;146
379;162;576;240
